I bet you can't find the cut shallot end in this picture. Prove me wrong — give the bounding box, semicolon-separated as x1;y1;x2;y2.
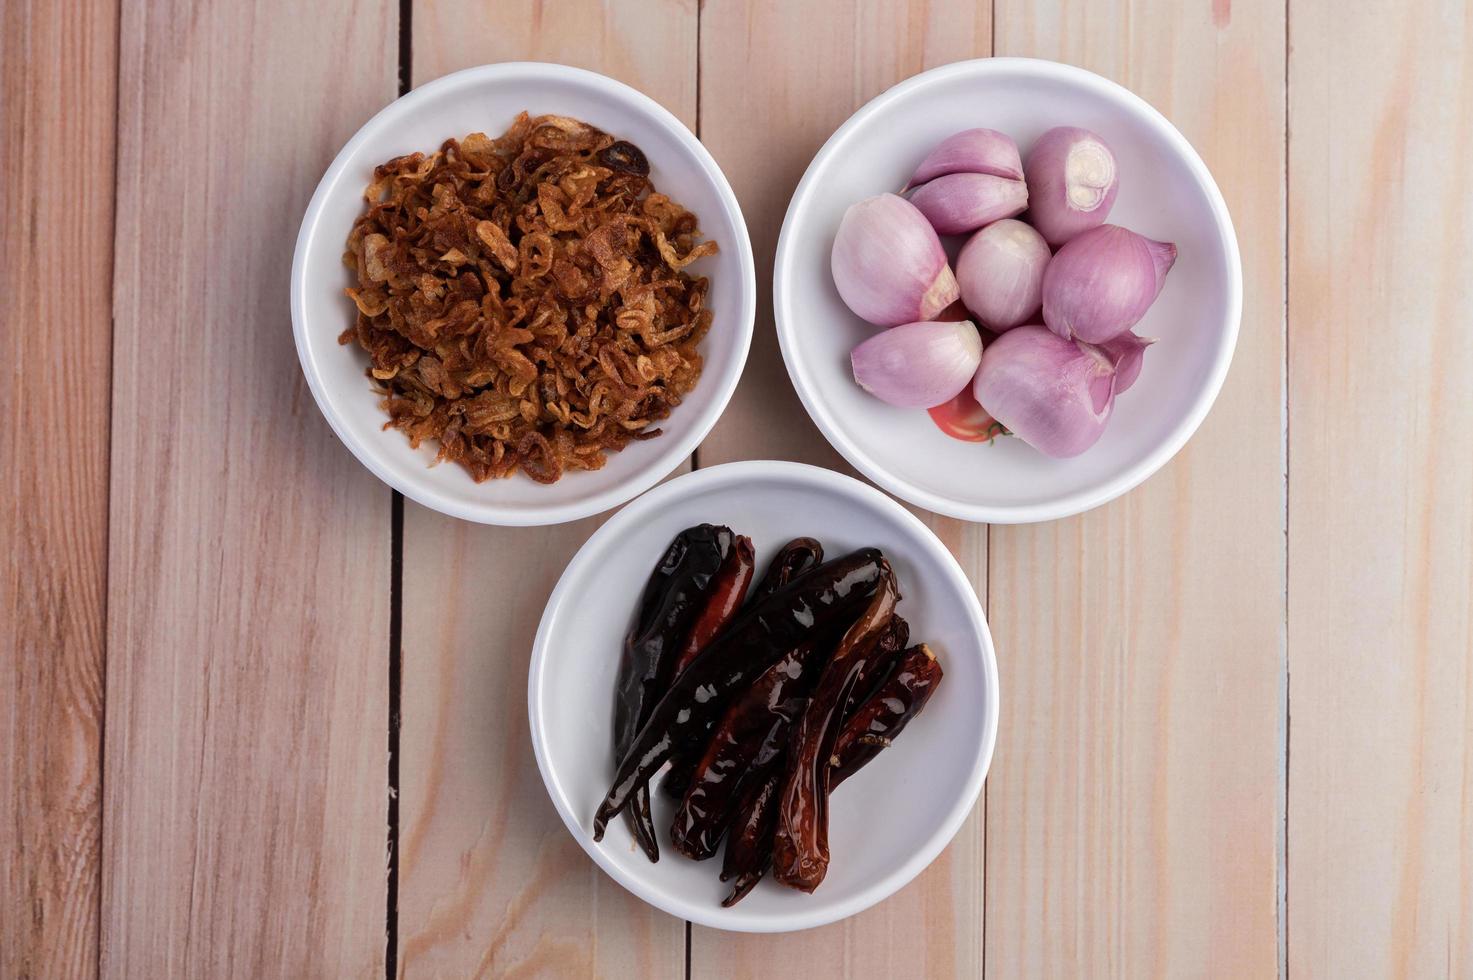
1024;127;1119;246
832;193;960;326
921;264;961;321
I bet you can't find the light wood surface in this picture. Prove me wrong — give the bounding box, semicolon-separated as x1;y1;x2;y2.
4;0;1472;977
1;0;115;977
1287;0;1473;974
100;0;396;974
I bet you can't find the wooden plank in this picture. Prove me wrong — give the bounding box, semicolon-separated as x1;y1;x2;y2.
0;0;116;976
984;2;1287;976
394;3;697;976
691;2;990;974
102;0;396;974
1286;0;1473;974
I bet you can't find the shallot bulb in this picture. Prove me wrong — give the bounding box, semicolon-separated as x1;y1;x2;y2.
955;219;1051;332
973;325;1121;458
906;128;1023;188
851;319;983;408
1041;225;1176;343
1024;127;1119;245
906;129;1028;235
909;173;1029;235
832;194;960;326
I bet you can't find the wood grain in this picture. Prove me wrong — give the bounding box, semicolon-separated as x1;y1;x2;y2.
0;0;116;976
1287;0;1473;974
102;0;396;974
9;0;1473;974
394;3;697;976
985;1;1287;975
691;2;990;975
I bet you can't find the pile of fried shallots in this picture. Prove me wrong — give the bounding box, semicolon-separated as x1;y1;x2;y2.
341;114;717;483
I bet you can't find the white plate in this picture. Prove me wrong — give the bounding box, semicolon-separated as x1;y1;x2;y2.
528;460;998;932
291;63;755;525
775;58;1242;523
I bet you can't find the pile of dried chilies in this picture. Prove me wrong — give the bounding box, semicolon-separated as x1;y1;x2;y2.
592;525;944;905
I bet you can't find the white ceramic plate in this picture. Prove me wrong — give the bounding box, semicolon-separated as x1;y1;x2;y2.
775;58;1242;523
291;63;755;525
528;460;997;932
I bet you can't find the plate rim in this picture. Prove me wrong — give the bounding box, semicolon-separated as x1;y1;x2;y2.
290;61;756;526
526;459;999;932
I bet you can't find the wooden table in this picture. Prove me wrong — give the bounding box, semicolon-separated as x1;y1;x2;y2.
5;0;1471;976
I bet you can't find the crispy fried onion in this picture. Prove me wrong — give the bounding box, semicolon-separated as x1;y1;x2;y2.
339;113;718;483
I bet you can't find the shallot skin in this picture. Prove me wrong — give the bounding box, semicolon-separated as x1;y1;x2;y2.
906;128;1023;189
956;218;1051;332
831;194;960;326
850;319;983;408
1041;225;1176;344
1099;331;1156;393
973;325;1119;458
908;172;1028;235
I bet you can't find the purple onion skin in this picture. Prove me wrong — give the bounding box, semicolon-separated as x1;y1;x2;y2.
956;219;1051;332
850;319;983;408
908;172;1027;236
1024;127;1119;246
906;128;1023;189
1041;225;1177;344
973;325;1118;458
1098;331;1156;393
831;194;960;326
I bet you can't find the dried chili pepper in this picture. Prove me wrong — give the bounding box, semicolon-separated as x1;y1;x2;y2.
721;640;938;905
663;536;819;799
843;615;909;718
593;548;888;840
771;567;900;892
672;535;756;676
831;644;943;788
719;765;784;907
613;524;734;860
752;537;825;599
669;642;821;860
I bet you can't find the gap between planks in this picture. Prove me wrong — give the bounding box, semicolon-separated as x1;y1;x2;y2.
386;1;413;977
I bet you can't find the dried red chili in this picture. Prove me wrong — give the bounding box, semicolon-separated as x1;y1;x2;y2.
592;549;888;841
720;638;938;906
719;765;784;907
771;567;900;892
613;524;733;860
830;644;942;788
751;537;825;599
671;535;755;677
669;641;820;860
842;615;909;718
662;536;820;800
